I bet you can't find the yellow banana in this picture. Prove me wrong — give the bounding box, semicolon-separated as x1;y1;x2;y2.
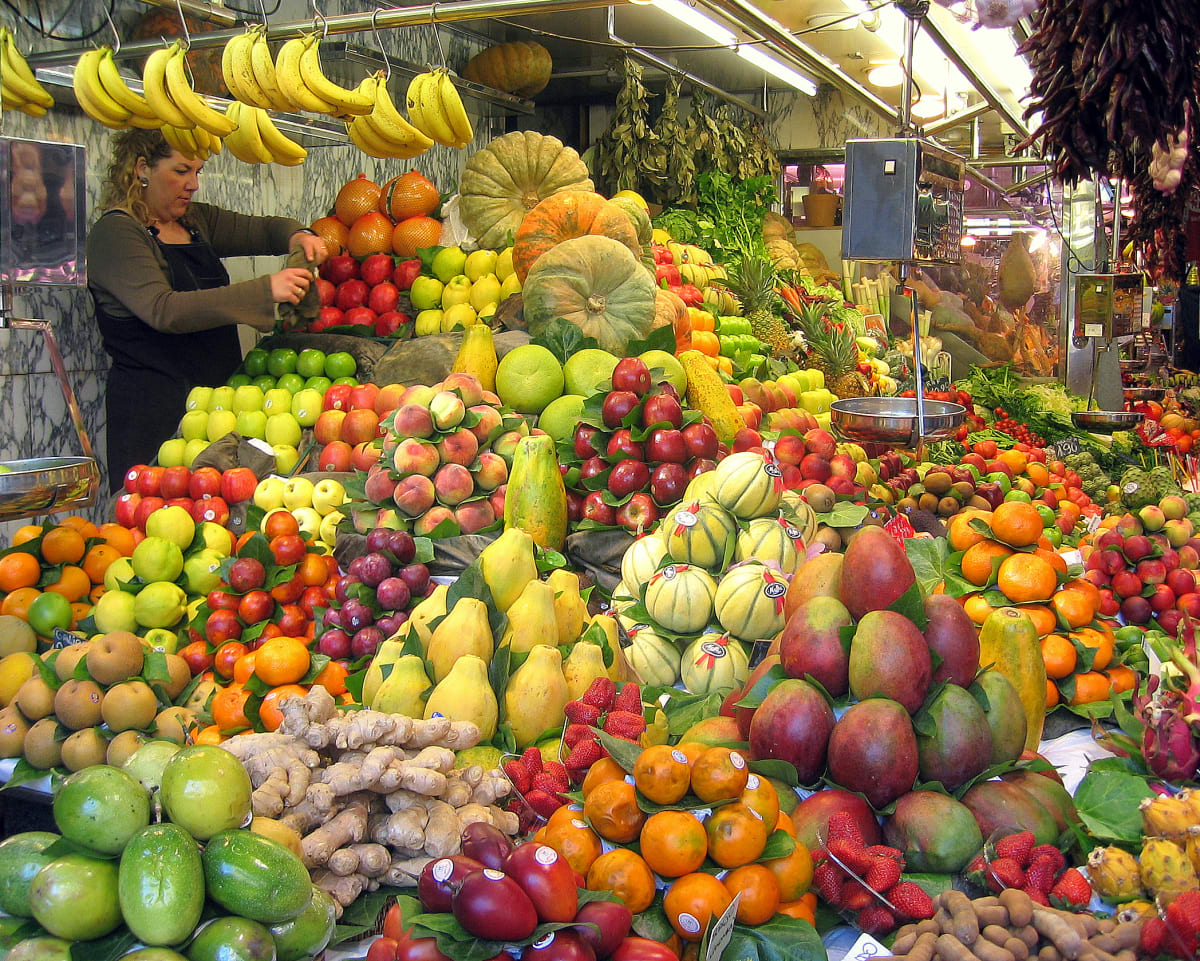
235;104;274;163
249;31;292;111
406;71;456;147
370;72;433;155
73;49;132;128
96;47;156;120
142;44;192;128
2;28;53;109
16;101;48;117
162;124;200;160
254;107;306;165
221;102;262;164
297;35;372;116
1;83;26;110
127;112;166;129
164;46;236;137
436;70;472;147
274;37;335;114
347;116;392;159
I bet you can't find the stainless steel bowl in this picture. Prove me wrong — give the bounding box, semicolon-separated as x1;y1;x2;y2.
1071;410;1144;433
0;457;99;522
1123;386;1166;402
1119;359;1146;372
830;397;967;444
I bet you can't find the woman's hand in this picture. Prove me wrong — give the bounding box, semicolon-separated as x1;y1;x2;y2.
289;230;329;266
271;267;314;304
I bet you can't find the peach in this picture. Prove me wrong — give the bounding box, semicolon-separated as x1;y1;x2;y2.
437;428;479;468
400;385;437;408
373;384;406;417
394;475;436;517
393;403;435;439
773;433;807;467
829;453;858;481
364;466;399;504
491;430;524;466
414;506;455;536
351;441;381;472
433;463;474;506
468;405;503;446
430;391;466;431
474;451;508;491
393;438;440;477
455;499;496;534
441;372;485;407
488;484;507;519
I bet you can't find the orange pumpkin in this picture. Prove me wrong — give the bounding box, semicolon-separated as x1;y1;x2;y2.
512;192;641;283
463;41;553;99
654;289;692;353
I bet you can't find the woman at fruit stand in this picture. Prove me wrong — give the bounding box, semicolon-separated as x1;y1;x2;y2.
85;129;329;491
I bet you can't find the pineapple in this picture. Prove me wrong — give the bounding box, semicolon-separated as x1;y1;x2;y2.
793;298;871;398
725;253;791;357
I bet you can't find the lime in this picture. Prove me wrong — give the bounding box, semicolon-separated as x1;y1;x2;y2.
325;352;357;379
304;375;333;394
331;376;357;387
227;373;251;389
27;592;72;638
1003;489;1032;503
495;344;565;414
562;348;619;398
131;536;185;583
266;348;298;378
243;348;269;377
296;349;327;379
1035;504;1055;528
251;375;276;393
276;373;305;394
538;395;586;443
1043;526;1062;547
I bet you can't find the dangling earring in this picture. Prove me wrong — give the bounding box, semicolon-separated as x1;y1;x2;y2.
139;178;148;187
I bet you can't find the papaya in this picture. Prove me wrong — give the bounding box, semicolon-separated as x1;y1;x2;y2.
201;831;312;924
503;434;568;550
119;823;205;946
977;608;1045;751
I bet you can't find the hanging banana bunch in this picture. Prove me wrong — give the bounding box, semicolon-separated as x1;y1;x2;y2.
274;33;373;118
406;67;473;148
1;27;54;116
161;123;222;161
222;101;306;166
347;72;435;159
221;26;289;111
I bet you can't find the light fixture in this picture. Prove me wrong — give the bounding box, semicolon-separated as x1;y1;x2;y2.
737;46;818;96
960;234;977;248
866;62;905;87
911;96;944;118
1028;229;1047;253
648;0;737;44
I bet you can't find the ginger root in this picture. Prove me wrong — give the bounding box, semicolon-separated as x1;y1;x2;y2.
301;801;369;868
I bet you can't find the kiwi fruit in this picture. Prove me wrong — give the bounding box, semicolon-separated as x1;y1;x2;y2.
23;718;62;769
923;471;952;495
53;680;103;730
0;705;30;758
14;677;55;721
918;492;940;512
804;484;835;513
938;496;961;516
61;727;109;772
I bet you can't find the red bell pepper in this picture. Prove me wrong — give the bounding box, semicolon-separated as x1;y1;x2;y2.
656;263;681;286
674;283;703;307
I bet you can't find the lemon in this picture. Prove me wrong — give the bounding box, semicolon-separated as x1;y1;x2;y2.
133;582;187;630
93;590;138;633
131;537;185;583
144;506;196;550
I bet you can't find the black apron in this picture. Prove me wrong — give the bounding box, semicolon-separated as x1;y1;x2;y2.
93;217;243;491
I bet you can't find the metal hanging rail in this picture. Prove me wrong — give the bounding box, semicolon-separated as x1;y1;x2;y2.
922;100;991;136
135;0;238;26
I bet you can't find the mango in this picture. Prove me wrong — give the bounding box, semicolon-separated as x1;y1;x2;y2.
923;594;981;687
884;791;984;874
778;596;853;697
1002;770;1079;833
848;610;931;714
971;670;1028;765
916;684;994;791
960;779;1059;846
838;525;916;621
790;789;881;850
827;698;918;809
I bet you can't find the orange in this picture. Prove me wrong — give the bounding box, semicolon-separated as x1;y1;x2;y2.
233;651;258;685
212;686;252;733
58;516;99;538
765;838;814;901
545;816;602;875
705;802;770;868
40;527;86;565
1026;462;1050;487
948;510;991;552
774;810;797;837
1040;634;1077;680
381;170;440;220
640;810;708;877
582;757;626;797
347;211;394;258
1035;547;1068;575
0;553;40;593
1074;627;1114;671
961;540;1014;586
70;602;91;626
1063;578;1101;610
990;501;1042;547
43;565;89;603
1069;671;1111;705
740;773;781;829
722;864;782;926
996;553;1057;603
963;593;999;626
1022;604;1058;636
81;544;122;584
997;448;1028;476
664;872;733;942
690;747;750;803
96;523;137;556
89;583;105;604
674;741;708;766
1052;588;1096;629
392;216;443;258
546;805;585;834
191;723;224;745
584;778;646;843
586;849;656;914
12;525;42;546
259;684;309;731
253;637;311;686
312;660;348;696
1045;679;1060;709
1106;664;1136;694
777;894;817;924
633;744;693;805
2;587;41;620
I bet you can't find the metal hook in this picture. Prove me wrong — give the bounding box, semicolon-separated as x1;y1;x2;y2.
102;6;120;53
429;2;446;69
256;0;270;34
311;0;328;39
371;6;391;82
174;0;191;49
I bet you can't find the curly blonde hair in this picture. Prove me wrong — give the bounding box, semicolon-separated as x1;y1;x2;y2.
98;129;174;225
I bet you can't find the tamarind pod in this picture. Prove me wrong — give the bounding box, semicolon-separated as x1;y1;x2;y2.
1004;937;1029;961
936;934;979;961
908;932;937;961
998;889;1033;929
1038;948;1061;961
981;926;1010;947
894;928;920;955
971;937;1015;961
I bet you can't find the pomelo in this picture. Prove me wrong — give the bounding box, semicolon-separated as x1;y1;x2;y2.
563;348;619;398
537;395;585;443
639;350;687;395
495;345;565;414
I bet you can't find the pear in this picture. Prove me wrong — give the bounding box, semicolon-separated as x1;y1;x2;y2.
504;646;568;750
546;569;587;644
370;655;432;716
424;655;497;741
362;639;407;706
406;583;449;652
479;528;537;612
427;598;493;682
562;642;609;702
500;580;558;654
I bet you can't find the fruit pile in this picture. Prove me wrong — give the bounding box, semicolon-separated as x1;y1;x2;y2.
771;427;869;497
732;373;838;436
314;251;416;336
1086;793;1200;909
503;746;573;829
965;829;1091;908
252;474;347;552
117;465;260;533
561;678;646;778
316;170;440;270
408;243;520;336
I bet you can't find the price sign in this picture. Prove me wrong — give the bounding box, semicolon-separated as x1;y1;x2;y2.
924;376;951;393
884;513;916;544
51;628;85;649
1050;437;1082;459
700;893;741;961
846;930;890;961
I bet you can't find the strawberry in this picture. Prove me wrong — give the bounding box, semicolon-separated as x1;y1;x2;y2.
582;677;616;711
829;838;873;876
825;812;865;848
1165;889;1200;953
532;772;569;799
612;682;643;714
840;880;872;911
564;738;605;773
1024;854;1058;896
602;710;647;740
856;904;896;936
1028;844;1065;875
521;747;543;774
524;789;562;819
994;831;1036;868
544;761;569;784
564;701;603;726
1140;918;1167;957
503;760;531;794
811;847;830;866
564;723;593;749
965;853;988;882
1048;867;1091;909
1021;885;1050;907
812;861;845;904
865;856;902;892
986;858;1025;893
867;845;905;863
887;881;934;921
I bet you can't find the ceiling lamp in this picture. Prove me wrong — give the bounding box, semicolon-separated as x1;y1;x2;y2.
737;46;818;96
648;0;737;44
867;62;905;87
911;96;945;118
960;234;977;248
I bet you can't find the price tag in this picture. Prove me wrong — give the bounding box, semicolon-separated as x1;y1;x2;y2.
884;514;916;544
846;930;890;961
700;892;741;961
1051;437;1082;459
925;376;951;392
51;628;85;649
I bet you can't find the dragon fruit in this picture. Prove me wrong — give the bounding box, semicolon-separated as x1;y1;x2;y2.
1142;685;1200;781
1142;794;1198;840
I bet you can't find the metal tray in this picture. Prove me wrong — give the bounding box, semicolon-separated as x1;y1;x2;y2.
0;457;98;522
1071;410;1144;433
1123;386;1166;402
830;397;966;444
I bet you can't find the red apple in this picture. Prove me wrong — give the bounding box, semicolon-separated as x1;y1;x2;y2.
732;428;761;452
687;457;717;480
343;409;382;446
649;462;687;505
800;453;832;482
615;492;659;531
574;425;604;460
318;441;353;472
611;357;651;396
804;428;836;458
114;492;142;528
392;259;422;290
645;428;687;464
606;429;643;462
374;384;407;417
205;608;242;644
578;456;608;484
582;491;616;526
374;310;410;337
136;466;165;497
681;422;718;460
191;495;230;526
133;496;165;531
124;464;149;494
608;459;650;498
220;467;258;505
350;383;380;411
335;279;369;311
324;384;354;412
602;391;640;429
159;465;192;500
314;410;347;445
642;392;683;430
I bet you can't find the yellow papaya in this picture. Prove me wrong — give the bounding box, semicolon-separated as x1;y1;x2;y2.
503;434;567;550
978;607;1046;751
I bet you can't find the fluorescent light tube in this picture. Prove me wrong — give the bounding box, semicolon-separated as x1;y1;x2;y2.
650;0;737;44
737;46;817;96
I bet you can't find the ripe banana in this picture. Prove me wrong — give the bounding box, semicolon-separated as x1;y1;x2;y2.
1;27;54;111
142;43;193;128
221;30;271;109
235;104;274;163
347;116;391;159
406;71;456;148
161;123;201;160
254;107;306;165
189;125;221;159
435;70;472;146
164;46;236;137
96;47;157;121
297;35;373;116
221;101;263;164
248;31;292;112
369;72;433;156
73;48;132;128
274;37;336;114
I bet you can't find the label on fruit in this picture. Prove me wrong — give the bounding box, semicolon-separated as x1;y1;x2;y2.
671;749;689;764
50;628;84;649
761;570;787;615
779;517;803;539
699;640;728;660
535;846;558;866
763;580;786;599
571;819;588;830
483;869;505;881
745;774;760;790
431;859;454;882
730;751;746;770
678;912;702;935
674;509;698;530
660;565;678;580
847;931;889;961
532;934;555;949
1123;482;1139;494
884;513;916;544
764;463;782;478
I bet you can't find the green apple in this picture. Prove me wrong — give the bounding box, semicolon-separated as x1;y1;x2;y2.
186;386;213;412
265;412;302;448
464;249;498;282
253;476;287;511
469;273;502;312
290;388;324;427
441;303;478;332
296;348;327;379
251;375;276;393
496;247;515;281
232;385;265;413
158;437;188;468
283;476;314;511
179;410;208;442
441;275;472;308
312;478;346;515
267;347;298;378
142;628;178;654
227;373;251;389
235;410;267;440
292;507;322;540
409;276;444;311
272;444;300;475
182;548;224;595
277;373;305;394
263;388;293;417
499;272;522;301
415;309;443;336
304;375;333;394
431;245;467;283
198;522;233;556
183;438;210;467
208;386;235;412
318;509;344;545
206;409;238;443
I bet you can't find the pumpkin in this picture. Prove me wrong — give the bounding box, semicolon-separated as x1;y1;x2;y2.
680;633;750;695
459;131;594;250
665;501;737;572
763;210;796;244
711;452;783;519
714;562;789;642
522;235;656;355
609;196;653;246
463;41;553;99
620;531;669;591
735;516;805;575
652;289;691;352
619;617;681;688
512;192;641;283
644;563;717;635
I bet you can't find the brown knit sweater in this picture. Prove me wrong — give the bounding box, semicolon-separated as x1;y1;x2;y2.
86;201;304;334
